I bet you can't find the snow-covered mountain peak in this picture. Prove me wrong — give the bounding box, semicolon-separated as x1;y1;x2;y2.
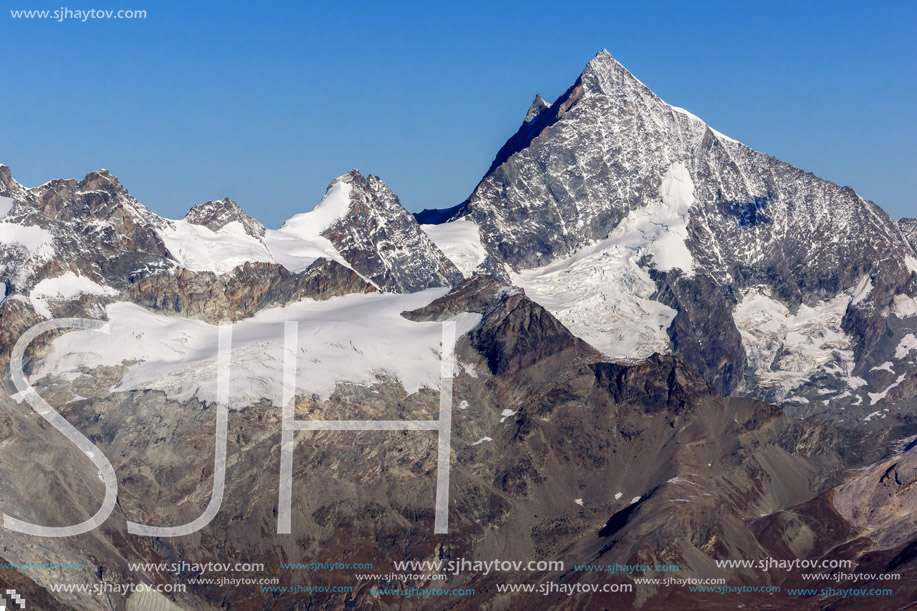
419;49;917;419
331;169;402;217
80;168;124;192
317;169;465;292
279;177;353;239
184;197;266;238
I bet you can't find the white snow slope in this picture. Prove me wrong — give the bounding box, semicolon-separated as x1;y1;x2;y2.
32;289;481;409
157;181;354;275
510;162;698;360
29;272;118;318
420;218;487;277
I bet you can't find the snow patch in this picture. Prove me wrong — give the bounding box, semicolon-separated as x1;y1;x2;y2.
499;409;517;423
896;334;917;360
278;181;353;238
512;234;677;360
614;492;623;500
158;220;274;274
868;374;908;405
420;218;487;276
510;163;697;360
471;437;492;446
905;256;917;275
0;196;13;219
630;496;641;505
0;221;54;257
871;362;895;373
850;275;873;305
574;498;584;507
29;272;117;318
667;475;697;485
648;161;696;273
157;182;354;275
262;229;349;274
892;295;917;318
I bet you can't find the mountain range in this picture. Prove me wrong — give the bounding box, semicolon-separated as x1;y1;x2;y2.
1;50;915;610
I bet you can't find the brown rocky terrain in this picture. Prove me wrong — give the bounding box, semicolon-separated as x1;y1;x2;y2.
1;278;913;610
126;258;375;323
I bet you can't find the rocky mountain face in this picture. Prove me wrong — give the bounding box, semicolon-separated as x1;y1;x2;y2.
184;197;266;238
420;50;917;425
126;259;375;323
0;166;172;295
900;217;917;250
317;170;464;292
0;165;462;307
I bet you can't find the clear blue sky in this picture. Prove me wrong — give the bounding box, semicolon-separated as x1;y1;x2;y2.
2;0;915;226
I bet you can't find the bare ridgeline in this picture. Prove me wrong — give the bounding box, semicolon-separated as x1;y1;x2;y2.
1;50;916;610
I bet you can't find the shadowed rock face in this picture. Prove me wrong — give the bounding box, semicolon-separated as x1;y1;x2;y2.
3;277;912;610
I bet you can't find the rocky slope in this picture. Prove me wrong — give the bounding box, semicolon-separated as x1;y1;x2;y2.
184;197;266;238
900;217;917;251
126;259;374;323
318;170;464;292
1;278;912;610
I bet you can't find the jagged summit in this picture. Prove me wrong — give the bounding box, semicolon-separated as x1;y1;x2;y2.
316;169;465;292
579;48;654;96
524;94;550;123
482;49;701;179
185;197;266;238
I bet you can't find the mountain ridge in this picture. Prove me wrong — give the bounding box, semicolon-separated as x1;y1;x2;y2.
3;50;916;425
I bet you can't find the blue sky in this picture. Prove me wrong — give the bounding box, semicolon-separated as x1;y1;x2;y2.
2;0;915;226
